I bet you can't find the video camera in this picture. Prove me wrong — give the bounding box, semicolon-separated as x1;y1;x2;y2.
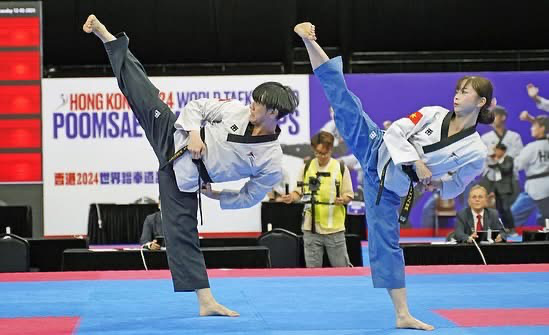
297;172;330;193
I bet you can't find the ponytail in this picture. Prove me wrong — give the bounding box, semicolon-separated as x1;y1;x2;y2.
477;104;495;124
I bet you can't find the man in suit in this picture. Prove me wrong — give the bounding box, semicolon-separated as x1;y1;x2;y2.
139;201;163;250
454;185;506;243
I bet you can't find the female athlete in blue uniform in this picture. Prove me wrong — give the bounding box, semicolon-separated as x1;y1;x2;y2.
295;22;495;331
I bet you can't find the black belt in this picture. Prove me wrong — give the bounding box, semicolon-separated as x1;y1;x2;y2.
399;165;419;224
526;171;549;180
162;127;212;225
375;160;419;224
375;160;392;206
163;128;213;182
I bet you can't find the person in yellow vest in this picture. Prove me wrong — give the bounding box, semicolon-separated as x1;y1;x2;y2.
281;131;354;267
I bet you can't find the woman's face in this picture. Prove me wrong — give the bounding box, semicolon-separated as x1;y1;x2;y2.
453;82;486;115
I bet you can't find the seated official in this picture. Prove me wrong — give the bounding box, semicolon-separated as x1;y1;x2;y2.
139;202;163;250
281;131;354;267
454;185;506;243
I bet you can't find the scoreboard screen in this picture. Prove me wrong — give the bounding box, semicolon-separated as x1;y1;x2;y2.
0;2;41;183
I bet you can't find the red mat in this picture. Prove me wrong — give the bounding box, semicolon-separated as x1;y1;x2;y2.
1;264;548;282
435;308;549;326
0;317;79;335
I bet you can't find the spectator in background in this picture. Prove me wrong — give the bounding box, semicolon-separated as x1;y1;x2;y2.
481;106;523;161
479;143;515;232
480;106;523;233
140;200;163;250
321;107;348;157
322;106;366;198
454;185;506;243
514;115;549;223
509;92;549;227
281;131;353;267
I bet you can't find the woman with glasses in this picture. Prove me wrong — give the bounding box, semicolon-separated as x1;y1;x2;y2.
281;131;354;267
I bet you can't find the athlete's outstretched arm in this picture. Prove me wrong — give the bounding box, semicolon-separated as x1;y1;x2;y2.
294;22;329;70
527;83;549;113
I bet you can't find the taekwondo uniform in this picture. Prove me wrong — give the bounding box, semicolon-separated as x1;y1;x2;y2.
314;57;487;288
514;138;549;220
105;33;282;291
172;98;283;209
510;96;549;226
481;129;523;160
535;96;549;112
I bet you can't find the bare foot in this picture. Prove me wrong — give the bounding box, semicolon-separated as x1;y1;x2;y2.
397;315;435;331
82;14;115;43
294;22;316;41
199;302;239;317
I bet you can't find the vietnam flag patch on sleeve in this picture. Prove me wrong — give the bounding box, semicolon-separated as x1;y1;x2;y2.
408;111;423;125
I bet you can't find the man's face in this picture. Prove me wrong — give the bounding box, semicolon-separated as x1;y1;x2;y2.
314;144;332;166
249;101;273;126
492;113;506;128
494;147;505;160
531;122;546;139
468;188;487;212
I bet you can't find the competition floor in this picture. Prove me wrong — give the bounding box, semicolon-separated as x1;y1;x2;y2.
1;262;549;335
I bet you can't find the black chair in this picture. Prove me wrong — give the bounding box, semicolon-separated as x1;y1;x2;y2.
0;206;33;237
0;233;30;272
258;228;300;268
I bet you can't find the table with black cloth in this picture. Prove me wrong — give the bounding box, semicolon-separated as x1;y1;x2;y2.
402;241;549;265
62;246;271;271
87;204;159;244
522;230;549;242
60;234;362;271
29;238;88;271
0;206;32;237
261;201;367;240
203;236;363;267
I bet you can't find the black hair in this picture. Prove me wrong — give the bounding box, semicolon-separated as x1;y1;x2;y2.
492;106;507;117
311;131;335;149
495;143;507;151
534;115;549;135
252;82;299;120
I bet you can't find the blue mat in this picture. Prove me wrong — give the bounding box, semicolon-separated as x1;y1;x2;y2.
1;271;549;334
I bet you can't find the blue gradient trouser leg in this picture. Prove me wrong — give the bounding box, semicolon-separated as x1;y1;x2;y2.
511;191;539;227
421;194;436;228
105;33;209;291
314;57;405;288
535;197;549;221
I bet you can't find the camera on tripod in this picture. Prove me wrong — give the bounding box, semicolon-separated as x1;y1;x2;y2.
296;171;342;234
297;172;330;193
